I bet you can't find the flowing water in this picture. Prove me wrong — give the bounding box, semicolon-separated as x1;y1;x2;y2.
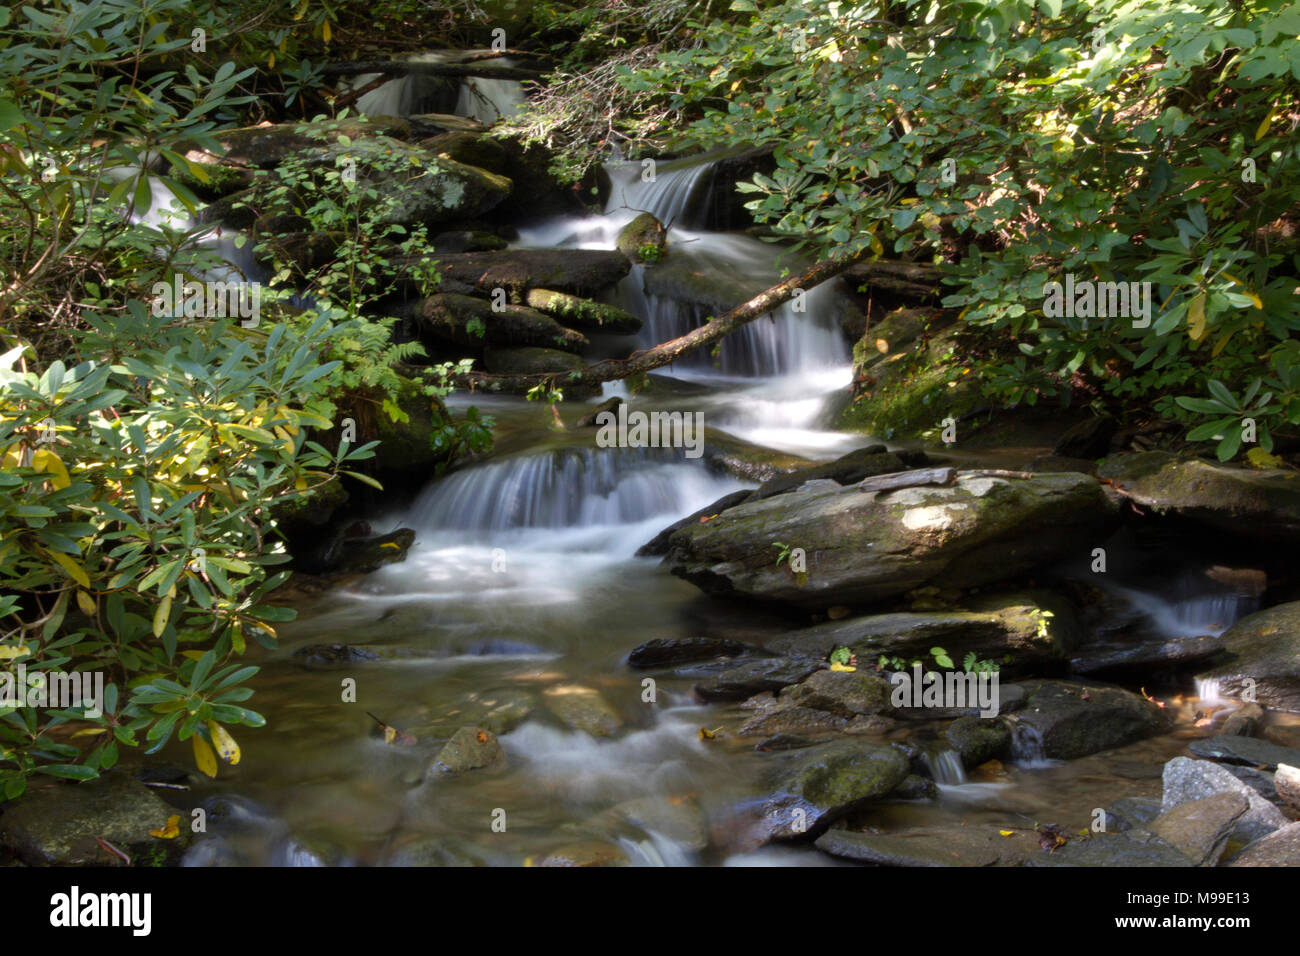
173;147;1271;867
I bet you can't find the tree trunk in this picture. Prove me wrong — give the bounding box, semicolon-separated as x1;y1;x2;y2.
453;247;872;393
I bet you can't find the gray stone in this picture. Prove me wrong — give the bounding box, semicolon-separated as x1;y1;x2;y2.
1225;821;1300;866
431;726;503;774
1013;680;1172;760
947;715;1011;768
1148;792;1249;865
541;684;624;737
1188;734;1300;770
1161;757;1287;844
815;823;1035;866
1024;830;1194;867
763;741;910;840
1276;764;1300;813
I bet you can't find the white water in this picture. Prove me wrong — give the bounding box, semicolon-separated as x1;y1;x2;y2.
350;51;526;124
922;748;968;785
1107;582;1255;639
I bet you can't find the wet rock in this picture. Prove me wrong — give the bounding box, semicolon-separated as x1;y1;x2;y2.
420;130;512;176
1102;796;1163;833
1071;633;1226;677
616;212;667;263
946;715;1011;768
1162;757;1287;844
762;740;910;840
419;293;587;354
479;690;536;735
1013;680;1172;759
781;669;894;717
815;822;1035;866
699;431;817;483
1188;734;1300;771
0;773;188;865
664;471;1119;609
535;840;627;867
1221;765;1277;802
1225;822;1300;866
1221;703;1264;737
598;797;708;851
892;775;939;801
481;346;587;376
525;288;642;334
1054;416;1117;459
1195;601;1300;713
412;248;632;297
626;636;753;669
636;490;754;557
747;448;907;501
1098;450;1300;542
1276;764;1300;813
1148;792;1249;865
694;658;824;703
189;116;413;169
319;528;416;575
755;734;815;752
1024;830;1193;867
431;229;508;253
575;396;624;429
293;643;391;667
542;684;624;737
389;836;488;866
431;726;504;774
739;703;851;738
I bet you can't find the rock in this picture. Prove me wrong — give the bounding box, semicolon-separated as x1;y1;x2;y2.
616;212;667;263
318;528;416;575
535;840;627;867
765;597;1078;677
431;726;504;774
0;773;188;865
480;692;536;736
748;448;909;501
188;116;413;169
1221;702;1264;737
1097;450;1300;541
481;346;586;376
542;685;624;737
1024;830;1194;867
663;470;1119;609
636;490;754;557
1188;735;1300;771
694;659;824;703
699;431;817;483
1071;633;1226;677
739;703;852;738
1102;796;1163;833
1221;765;1278;802
892;775;939;801
412;249;632;297
947;715;1012;768
1277;764;1300;813
626;636;753;669
431;229;508;253
293;643;394;667
389;837;488;866
781;669;893;717
755;734;815;752
1054;416;1117;459
419;293;588;353
1012;680;1172;760
524;288;642;334
419;130;511;176
1195;601;1300;713
1225;821;1300;866
815;822;1035;866
1162;757;1288;843
575;396;625;429
762;740;911;840
599;797;708;851
1148;792;1250;865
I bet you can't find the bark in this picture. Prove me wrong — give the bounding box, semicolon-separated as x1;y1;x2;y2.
453;247;872;393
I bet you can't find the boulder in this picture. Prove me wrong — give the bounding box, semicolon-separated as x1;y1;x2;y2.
663;470;1119;608
410;249;632;297
636;490;754;557
1011;680;1172;760
1162;757;1288;844
1097;450;1300;542
481;346;586;376
1101;796;1163;833
762;740;910;840
693;658;824;702
187;116;413;169
524;289;642;334
318;528;416;575
431;229;508;253
615;212;666;263
1187;735;1300;771
1195;601;1300;713
626;636;753;669
431;726;504;774
1147;792;1250;865
0;773;189;865
1024;830;1194;867
747;447;916;501
419;293;588;353
541;684;624;737
1054;416;1117;459
947;715;1012;768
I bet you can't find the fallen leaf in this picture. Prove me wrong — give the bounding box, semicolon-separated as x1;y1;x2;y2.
150;815;181;839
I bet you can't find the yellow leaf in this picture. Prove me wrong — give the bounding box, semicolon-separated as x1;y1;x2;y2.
180;650;206;661
1187;292;1207;341
829;661;857;672
31;449;70;489
1246;447;1285;470
698;727;719;741
49;549;90;588
76;589;96;617
0;644;31;660
875;338;889;354
208;721;241;765
152;594;172;638
1256;105;1278;142
999;830;1015;837
268;51;275;69
192;733;218;778
150;815;181;839
231;622;246;654
71;727;108;737
322;20;332;43
383;725;397;745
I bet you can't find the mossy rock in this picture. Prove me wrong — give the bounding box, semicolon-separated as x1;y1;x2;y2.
524;289;642;334
616;212;667;263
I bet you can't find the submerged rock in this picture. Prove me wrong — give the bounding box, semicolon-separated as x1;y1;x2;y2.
1012;680;1172;760
0;774;188;865
535;840;627;867
762;740;910;840
1194;601;1300;713
626;636;753;668
431;726;504;774
542;684;624;737
663;470;1119;608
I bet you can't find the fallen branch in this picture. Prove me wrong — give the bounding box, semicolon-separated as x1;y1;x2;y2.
454;246;872;393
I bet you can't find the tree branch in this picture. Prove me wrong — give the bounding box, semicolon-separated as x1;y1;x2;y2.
321;60;544;81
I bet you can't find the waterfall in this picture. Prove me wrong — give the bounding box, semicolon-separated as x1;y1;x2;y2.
604;155;719;229
347;51;525;124
1106;579;1257;639
921;748;968;785
1007;718;1053;768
